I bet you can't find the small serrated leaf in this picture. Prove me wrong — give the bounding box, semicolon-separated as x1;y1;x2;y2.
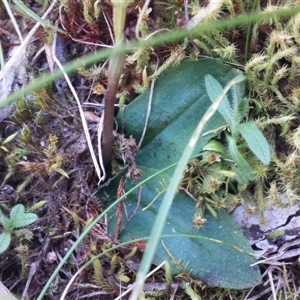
10;213;38;228
205;74;234;128
0;232;11;253
237;122;271;165
14;228;33;240
10;204;25;220
238;98;248;120
0;209;11;231
9;204;38;228
203;139;227;155
227;136;255;184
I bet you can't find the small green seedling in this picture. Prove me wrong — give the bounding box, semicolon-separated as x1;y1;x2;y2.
0;204;38;253
205;74;271;184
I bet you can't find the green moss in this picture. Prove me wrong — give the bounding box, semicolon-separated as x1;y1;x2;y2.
267;230;285;241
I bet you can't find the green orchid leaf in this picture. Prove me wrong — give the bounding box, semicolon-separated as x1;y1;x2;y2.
108;166;261;288
102;58;261;288
117;59;241;155
236;122;271;165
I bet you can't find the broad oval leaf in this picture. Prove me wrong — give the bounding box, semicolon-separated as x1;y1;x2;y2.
108;166;261;288
117;59;243;170
236;122;271;165
103;58;261;288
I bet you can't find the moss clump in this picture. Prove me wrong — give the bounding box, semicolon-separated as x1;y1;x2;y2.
267;229;285;241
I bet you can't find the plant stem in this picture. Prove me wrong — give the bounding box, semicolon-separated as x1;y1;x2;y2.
101;0;131;166
102;50;125;165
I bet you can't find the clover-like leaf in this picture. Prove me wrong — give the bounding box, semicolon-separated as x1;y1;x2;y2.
9;204;38;229
10;204;25;220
